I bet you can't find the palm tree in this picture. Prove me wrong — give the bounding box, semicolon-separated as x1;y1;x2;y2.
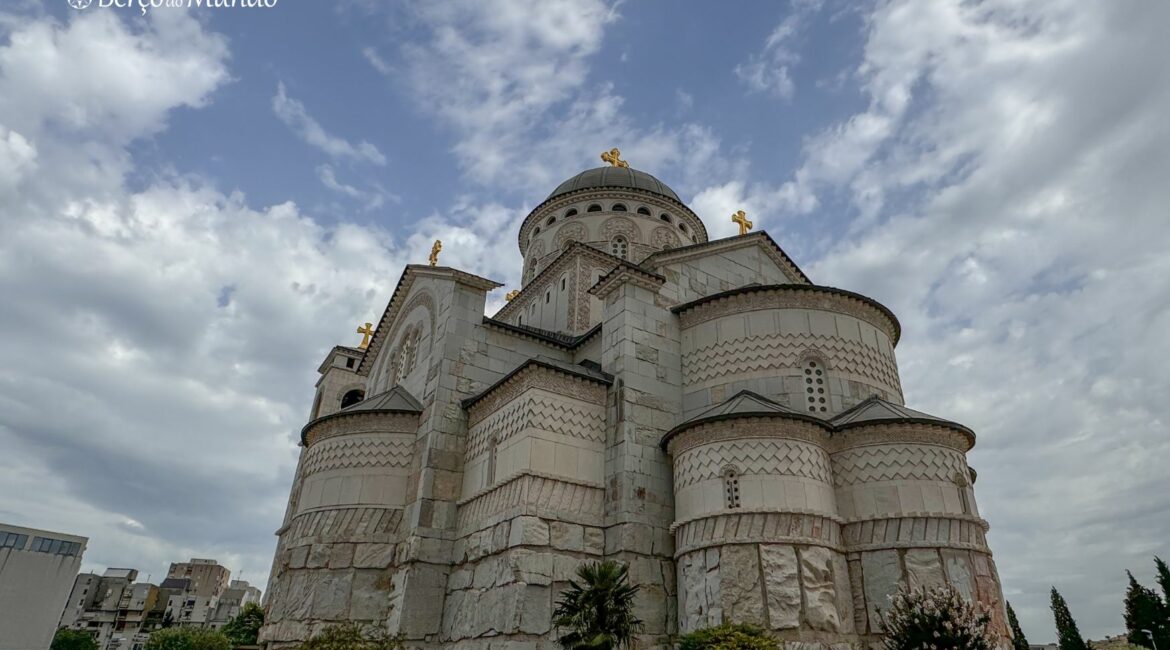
553;560;643;650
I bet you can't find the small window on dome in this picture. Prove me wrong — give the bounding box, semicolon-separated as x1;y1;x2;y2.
659;214;672;223
636;207;651;216
546;216;556;226
587;204;602;212
612;203;627;212
565;208;578;217
534;226;541;236
679;223;688;233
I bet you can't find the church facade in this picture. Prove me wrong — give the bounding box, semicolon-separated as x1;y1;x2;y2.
260;154;1010;649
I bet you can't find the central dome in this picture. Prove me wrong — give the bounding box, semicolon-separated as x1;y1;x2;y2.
546;166;681;203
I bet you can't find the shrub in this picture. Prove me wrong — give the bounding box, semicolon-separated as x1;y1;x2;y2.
296;622;402;650
221;602;265;646
144;627;231;650
678;623;780;650
51;629;99;650
880;584;992;650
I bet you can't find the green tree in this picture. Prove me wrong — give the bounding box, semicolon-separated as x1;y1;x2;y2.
1007;602;1030;650
678;623;779;650
144;627;231;650
296;622;402;650
879;583;992;650
1156;557;1170;607
51;629;99;650
1050;587;1091;650
221;602;265;646
1124;571;1169;650
552;560;643;650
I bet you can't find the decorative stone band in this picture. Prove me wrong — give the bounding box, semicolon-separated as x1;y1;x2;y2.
831;422;974;453
301;410;420;447
665;417;832;456
278;506;405;547
841;515;992;554
518;188;707;256
672;284;901;346
455;470;605;538
672;511;844;557
464;362;609;428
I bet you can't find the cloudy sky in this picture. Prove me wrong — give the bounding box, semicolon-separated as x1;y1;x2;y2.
1;0;1167;641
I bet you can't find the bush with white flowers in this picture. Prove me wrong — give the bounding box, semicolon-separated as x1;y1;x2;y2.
879;584;992;650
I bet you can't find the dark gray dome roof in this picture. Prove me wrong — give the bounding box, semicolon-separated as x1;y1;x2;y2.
547;167;681;203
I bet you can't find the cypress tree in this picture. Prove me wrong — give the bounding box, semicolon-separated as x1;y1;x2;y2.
1124;571;1169;650
1050;587;1090;650
1156;557;1170;606
1007;602;1030;650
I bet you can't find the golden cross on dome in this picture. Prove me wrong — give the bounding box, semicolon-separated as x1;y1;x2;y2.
731;210;753;236
505;290;520;301
600;148;629;168
428;240;442;266
356;322;374;349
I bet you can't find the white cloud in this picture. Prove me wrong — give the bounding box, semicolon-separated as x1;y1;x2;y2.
775;0;1170;640
272;82;387;166
734;2;822;100
316;164;397;211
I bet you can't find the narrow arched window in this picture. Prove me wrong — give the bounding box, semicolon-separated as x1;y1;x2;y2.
340;389;364;409
679;222;688;233
396;330;419;384
565;208;578;217
723;467;741;509
587;204;602;212
612;203;627;212
659;213;671;223
546;216;556;226
534;226;541;236
610;236;628;260
636;207;651;216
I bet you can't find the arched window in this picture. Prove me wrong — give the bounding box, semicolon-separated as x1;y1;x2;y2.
610;236;628;260
659;213;672;223
954;473;972;515
340;389;364;409
534;226;541;236
723;467;741;509
587;204;602;212
612;203;627;212
636;207;651;216
396;330;419;384
679;222;688;233
565;208;578;217
546;216;557;226
803;359;828;413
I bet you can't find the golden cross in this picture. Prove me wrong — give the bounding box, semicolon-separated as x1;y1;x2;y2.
356;322;374;349
505;290;520;301
731;210;753;236
428;239;442;266
600;148;629;168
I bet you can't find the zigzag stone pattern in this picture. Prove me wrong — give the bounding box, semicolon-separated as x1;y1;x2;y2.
684;334;901;398
467;396;528;460
457;472;605;536
674;439;832;489
300;434;415;476
831;445;968;487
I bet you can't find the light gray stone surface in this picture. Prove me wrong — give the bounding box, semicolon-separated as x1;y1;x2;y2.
861;550;902;632
720;545;765;626
799;546;840;632
759;544;801;630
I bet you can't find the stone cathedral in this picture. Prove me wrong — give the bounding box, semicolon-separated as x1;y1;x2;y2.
260;151;1010;649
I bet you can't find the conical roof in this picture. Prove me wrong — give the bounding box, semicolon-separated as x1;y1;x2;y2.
339;386;423;414
830;396;970;434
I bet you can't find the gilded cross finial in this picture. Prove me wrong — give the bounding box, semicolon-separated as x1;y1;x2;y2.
356;322;374;349
505;290;520;301
600;148;629;168
428;240;442;266
731;210;753;236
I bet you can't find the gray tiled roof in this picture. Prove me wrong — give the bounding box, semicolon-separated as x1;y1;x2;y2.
547;167;681;202
339;386;423;414
830;396;970;433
